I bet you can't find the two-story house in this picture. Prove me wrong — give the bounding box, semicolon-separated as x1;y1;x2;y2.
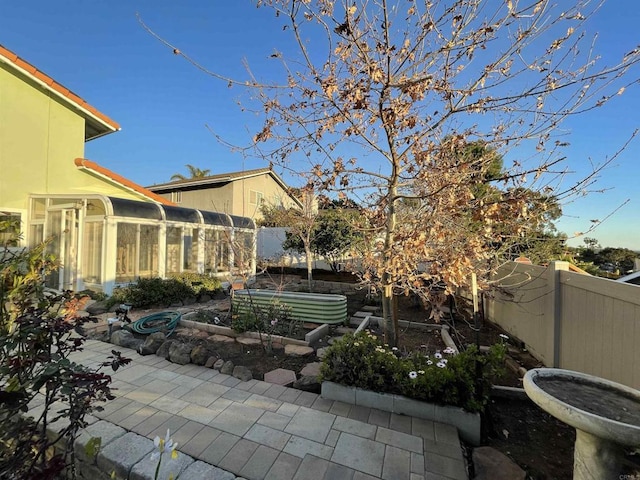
0;45;255;294
146;168;303;221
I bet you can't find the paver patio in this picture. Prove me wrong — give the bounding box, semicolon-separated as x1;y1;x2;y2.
64;340;468;480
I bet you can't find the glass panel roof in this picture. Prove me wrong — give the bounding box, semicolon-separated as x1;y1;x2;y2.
201;210;232;227
229;215;255;229
164;205;201;223
108;197;162;220
105;197;253;229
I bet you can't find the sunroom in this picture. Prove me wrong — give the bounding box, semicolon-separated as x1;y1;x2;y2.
28;194;255;295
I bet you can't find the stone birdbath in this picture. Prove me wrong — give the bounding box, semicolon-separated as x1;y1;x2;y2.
524;368;640;479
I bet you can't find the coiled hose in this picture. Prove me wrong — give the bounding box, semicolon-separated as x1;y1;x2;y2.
130;311;182;336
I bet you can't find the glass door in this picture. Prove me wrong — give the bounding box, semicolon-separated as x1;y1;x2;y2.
45;208;79;290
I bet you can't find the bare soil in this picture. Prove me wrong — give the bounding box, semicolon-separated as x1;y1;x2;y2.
392;293;576;480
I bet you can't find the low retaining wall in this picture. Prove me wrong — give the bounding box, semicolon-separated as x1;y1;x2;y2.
321;381;481;446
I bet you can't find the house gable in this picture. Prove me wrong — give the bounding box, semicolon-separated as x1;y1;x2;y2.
0;45;121;211
146;168;302;219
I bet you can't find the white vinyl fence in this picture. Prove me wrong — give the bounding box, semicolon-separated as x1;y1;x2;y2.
486;261;640;389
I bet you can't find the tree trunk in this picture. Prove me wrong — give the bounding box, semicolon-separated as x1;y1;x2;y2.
381;281;398;346
382;169;399;346
305;244;313;292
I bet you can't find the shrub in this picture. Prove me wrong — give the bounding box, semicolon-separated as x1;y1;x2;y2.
109;274;223;309
320;332;506;412
168;273;222;297
0;241;130;479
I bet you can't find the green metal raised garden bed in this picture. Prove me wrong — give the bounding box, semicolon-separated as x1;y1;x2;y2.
232;289;347;325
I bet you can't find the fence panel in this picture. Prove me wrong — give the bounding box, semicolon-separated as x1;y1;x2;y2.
485;263;554;365
558;271;640;388
486;262;640;389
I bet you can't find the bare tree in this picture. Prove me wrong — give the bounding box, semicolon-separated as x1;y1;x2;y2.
261;186;319;291
140;1;639;345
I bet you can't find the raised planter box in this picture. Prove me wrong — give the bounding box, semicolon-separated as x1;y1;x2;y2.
233;289;347;324
321;381;481;445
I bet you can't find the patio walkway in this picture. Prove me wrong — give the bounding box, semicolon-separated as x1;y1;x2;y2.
67;340;468;480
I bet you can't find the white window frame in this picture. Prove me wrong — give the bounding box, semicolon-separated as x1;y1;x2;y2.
171;191;183;203
249;190;264;206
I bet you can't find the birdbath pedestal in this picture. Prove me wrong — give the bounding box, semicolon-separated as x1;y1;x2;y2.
524;368;640;479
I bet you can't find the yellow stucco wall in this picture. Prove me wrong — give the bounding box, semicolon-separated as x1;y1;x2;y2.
0;63;139;212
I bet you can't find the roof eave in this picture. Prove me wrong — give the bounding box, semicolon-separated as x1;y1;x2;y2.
0;46;120;141
75;158;175;206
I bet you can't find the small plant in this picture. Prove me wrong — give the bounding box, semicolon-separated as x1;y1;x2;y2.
151;429;179;480
231;299;302;353
320;331;505;412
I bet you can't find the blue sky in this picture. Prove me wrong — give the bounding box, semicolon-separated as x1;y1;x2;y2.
2;1;638;250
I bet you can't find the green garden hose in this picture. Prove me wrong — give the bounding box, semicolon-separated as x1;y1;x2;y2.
130;311;182;336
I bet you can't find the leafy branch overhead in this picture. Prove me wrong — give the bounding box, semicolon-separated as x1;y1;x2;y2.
140;0;639;344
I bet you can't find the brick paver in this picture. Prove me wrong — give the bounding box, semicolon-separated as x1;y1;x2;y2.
66;340;468;480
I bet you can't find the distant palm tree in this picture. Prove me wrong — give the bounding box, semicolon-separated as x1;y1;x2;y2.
170;164;211;181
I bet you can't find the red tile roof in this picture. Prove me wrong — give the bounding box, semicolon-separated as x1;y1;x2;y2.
0;44;120;136
75;158;175;206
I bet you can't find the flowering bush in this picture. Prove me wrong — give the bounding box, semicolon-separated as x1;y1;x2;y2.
320;332;506;412
0;241;130;479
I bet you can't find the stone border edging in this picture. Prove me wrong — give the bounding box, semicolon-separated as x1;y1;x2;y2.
321;381;481;446
179;317;313;347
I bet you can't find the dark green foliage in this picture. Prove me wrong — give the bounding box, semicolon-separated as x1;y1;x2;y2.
109;274;222;308
169;272;222;297
574;242;638;276
596;247;637;273
283;209;366;272
320;332;506;412
0;241;130;479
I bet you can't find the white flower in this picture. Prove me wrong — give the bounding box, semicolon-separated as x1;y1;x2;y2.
409;371;418;379
434;352;443;359
418;370;425;375
440;359;448;364
271;319;278;326
426;360;433;365
443;347;456;354
152;429;178;461
213;316;220;325
392;347;398;351
436;361;446;368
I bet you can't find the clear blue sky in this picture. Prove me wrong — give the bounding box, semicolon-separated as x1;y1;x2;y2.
2;1;638;250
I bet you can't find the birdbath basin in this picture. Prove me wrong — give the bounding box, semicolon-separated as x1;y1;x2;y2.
524;368;640;479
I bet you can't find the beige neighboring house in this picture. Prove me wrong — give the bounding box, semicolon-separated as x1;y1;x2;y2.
146;168;303;221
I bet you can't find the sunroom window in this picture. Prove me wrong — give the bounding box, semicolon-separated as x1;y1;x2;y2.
166;226;182;275
116;223;159;283
83;222;103;284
